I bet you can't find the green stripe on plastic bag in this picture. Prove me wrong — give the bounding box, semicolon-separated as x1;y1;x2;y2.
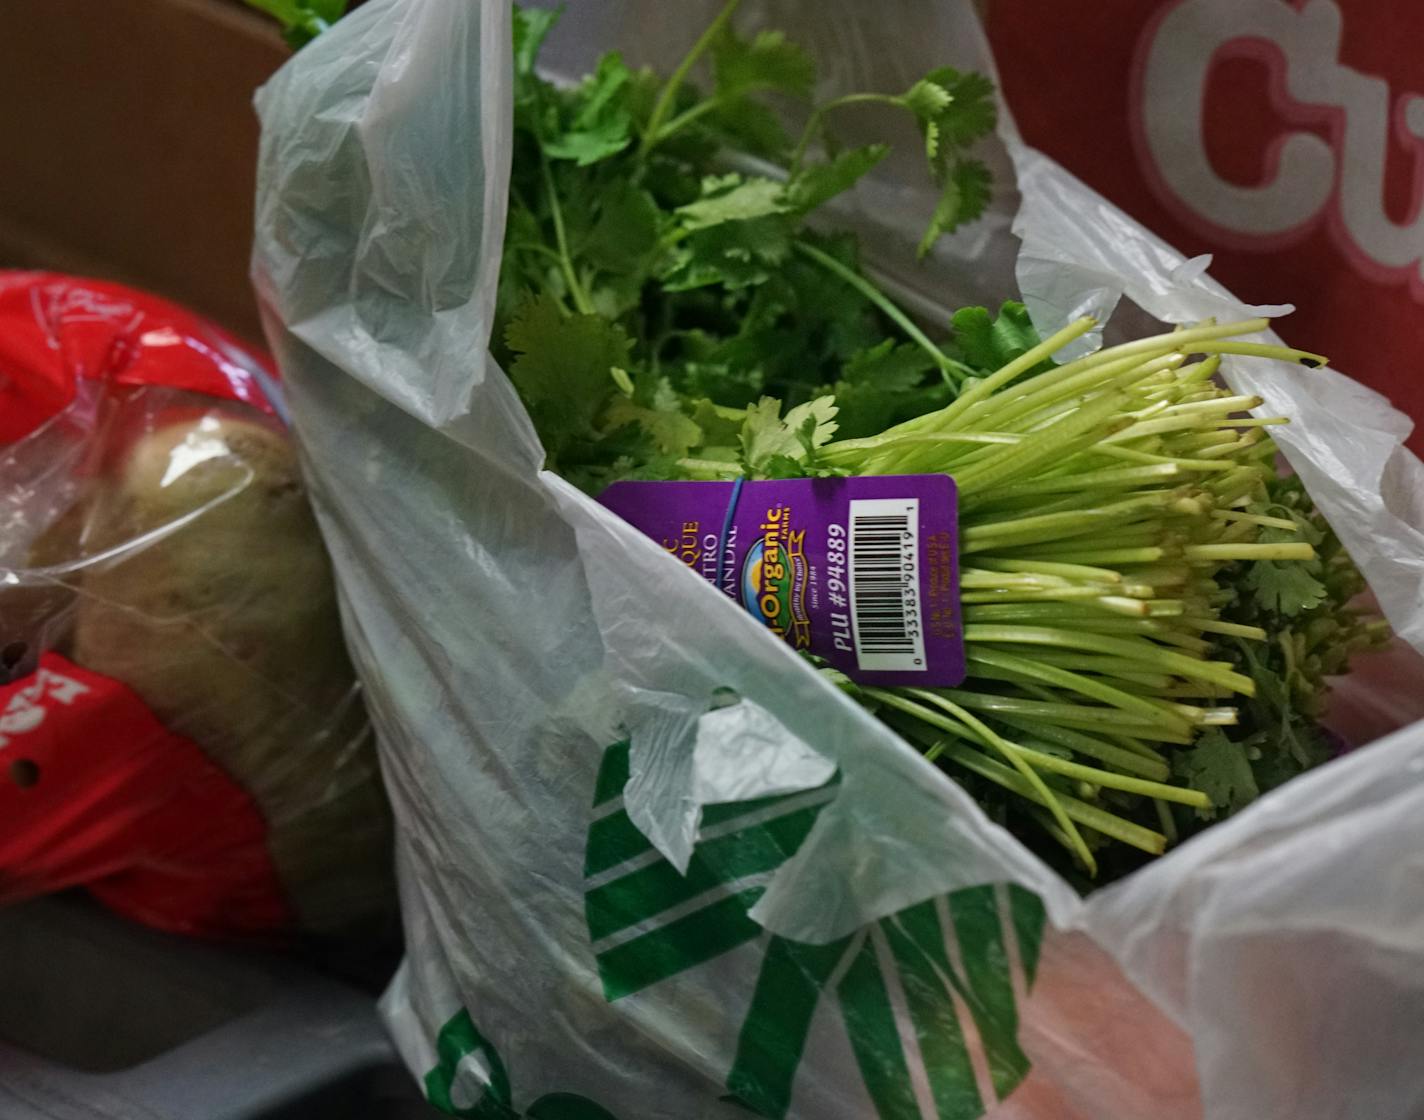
835;933;923;1116
425;1009;621;1119
725;935;850;1116
586;800;828;941
879;916;984;1118
424;1009;513;1118
585;741;839;1000
583;741;1048;1118
1008;883;1046;985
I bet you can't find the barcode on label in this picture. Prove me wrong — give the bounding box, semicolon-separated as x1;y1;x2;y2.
848;497;926;673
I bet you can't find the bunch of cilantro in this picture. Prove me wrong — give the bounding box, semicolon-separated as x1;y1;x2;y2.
493;3;1392;882
249;0;1390;883
495;1;1001;494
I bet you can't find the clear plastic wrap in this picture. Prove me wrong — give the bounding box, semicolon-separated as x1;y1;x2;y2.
0;273;394;942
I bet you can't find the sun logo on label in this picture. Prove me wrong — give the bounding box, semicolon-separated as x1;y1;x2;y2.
740;539;784;621
740;516;812;650
580;740;1047;1119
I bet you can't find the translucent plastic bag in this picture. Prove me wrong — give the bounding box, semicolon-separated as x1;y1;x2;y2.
252;2;1424;1116
0;273;394;942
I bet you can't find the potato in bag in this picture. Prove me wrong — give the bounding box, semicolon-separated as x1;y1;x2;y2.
65;408;394;937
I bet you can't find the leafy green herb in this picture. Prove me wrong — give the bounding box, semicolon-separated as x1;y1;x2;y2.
495;0;1002;460
948;302;1049;374
738;396;839;476
503;295;632;466
490;2;1368;880
1191;472;1389;812
1244;505;1329;616
784;146;891;214
1174;728;1261;820
547;68;635;164
243;0;347;49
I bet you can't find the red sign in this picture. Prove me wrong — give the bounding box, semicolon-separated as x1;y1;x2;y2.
988;0;1424;453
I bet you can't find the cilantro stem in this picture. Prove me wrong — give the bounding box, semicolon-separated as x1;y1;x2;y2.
938;688;1188;738
890;715;1167;856
1211;509;1302;531
791;240;972;382
1186;340;1328;366
677;456;742;477
653;96;729;146
941;393;1135;490
539;153;594;316
1093;445;1236;472
1182;542;1316;562
913;697;1204;806
963;624;1257;694
789;92;905;174
1154;799;1179;844
993;714;1171;779
966;648;1189;730
638;0;743;161
867;687;1096;873
911;316;1099;435
508;241;566;266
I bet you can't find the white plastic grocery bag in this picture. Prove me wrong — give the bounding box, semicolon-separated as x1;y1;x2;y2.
251;2;1424;1117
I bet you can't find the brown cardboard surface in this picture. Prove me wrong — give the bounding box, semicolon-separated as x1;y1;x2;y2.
0;0;287;341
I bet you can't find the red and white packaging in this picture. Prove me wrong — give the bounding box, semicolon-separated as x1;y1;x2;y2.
988;0;1424;454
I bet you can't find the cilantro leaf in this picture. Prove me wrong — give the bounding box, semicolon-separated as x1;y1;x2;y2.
712;28;816;100
739;395;838;475
512;5;559;77
1246;560;1329;617
923;68;997;148
689;398;747;446
1244;509;1328;617
583;181;662;275
543;54;635;165
783;145;890;214
785;396;840;454
1174;728;1261;820
906;67;997;167
697;27;815;158
918;158;992;256
676;175;790;231
243;0;347;48
708;99;793;160
504;294;631;459
739;396;799;472
842;339;937;391
830;340;943;436
901;76;953;122
661;214;791;290
601;396;703;458
950;301;1046;373
1252;721;1331;792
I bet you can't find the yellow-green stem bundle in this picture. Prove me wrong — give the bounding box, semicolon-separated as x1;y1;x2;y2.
821;317;1323;874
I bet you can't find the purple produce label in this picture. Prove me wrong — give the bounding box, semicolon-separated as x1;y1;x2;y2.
600;475;964;687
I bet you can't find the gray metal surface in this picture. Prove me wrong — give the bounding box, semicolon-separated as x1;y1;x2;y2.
0;896;436;1120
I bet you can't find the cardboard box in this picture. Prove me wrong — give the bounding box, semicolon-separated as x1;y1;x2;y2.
0;0;287;341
